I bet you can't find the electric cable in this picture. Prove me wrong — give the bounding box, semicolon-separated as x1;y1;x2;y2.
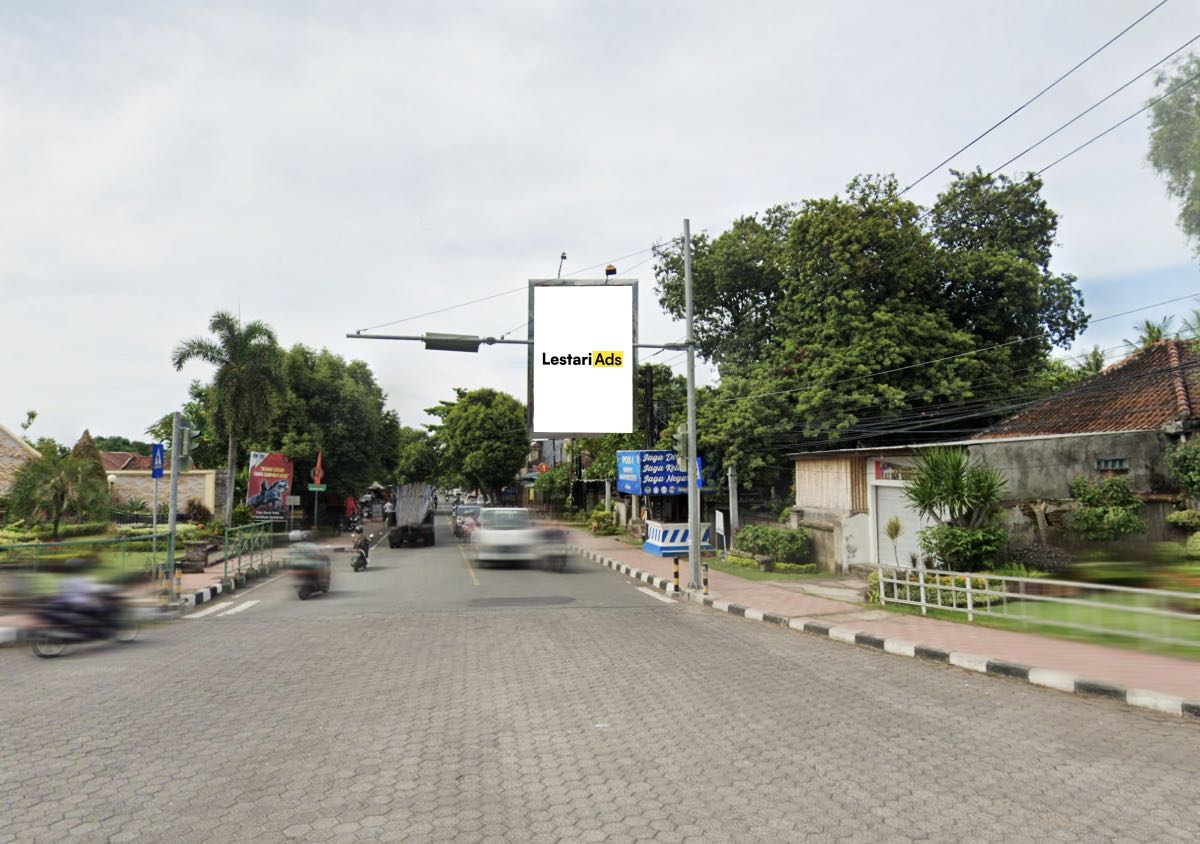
899;0;1170;195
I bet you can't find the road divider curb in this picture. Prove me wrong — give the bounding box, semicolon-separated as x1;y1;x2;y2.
570;543;1200;721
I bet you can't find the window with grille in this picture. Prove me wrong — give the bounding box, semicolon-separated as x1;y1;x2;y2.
1096;458;1128;473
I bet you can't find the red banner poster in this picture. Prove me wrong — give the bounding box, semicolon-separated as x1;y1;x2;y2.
246;451;294;521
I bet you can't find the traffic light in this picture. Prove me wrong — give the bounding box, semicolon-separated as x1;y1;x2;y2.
178;424;201;470
673;422;688;468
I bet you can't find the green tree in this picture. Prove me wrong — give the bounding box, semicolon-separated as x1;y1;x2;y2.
427;388;527;496
171;311;285;523
394;426;439;485
8;451;109;538
261;345;397;498
904;447;1008;571
1147;53;1200;254
146;380;225;471
70;430;107;482
92;435;153;455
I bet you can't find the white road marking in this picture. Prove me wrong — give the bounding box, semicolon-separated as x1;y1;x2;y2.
636;586;675;604
215;600;260;617
186;602;233;619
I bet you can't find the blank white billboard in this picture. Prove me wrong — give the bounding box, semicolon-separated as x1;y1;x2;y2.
529;281;636;436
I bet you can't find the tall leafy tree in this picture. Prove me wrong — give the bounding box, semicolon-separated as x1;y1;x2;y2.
653;172;1088;493
70;430;107;482
1147;53;1200;254
427;388;527;495
171;311;285;523
393;426;439;485
1124;316;1175;351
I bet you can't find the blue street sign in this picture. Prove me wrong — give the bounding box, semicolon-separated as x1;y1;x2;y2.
151;443;165;479
616;450;704;496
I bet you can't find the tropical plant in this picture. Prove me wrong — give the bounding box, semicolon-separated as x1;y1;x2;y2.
426;388;528;496
1123;316;1175;352
172;311;285;524
904;447;1008;570
7;451;110;539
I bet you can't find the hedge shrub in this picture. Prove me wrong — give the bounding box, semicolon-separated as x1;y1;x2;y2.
733;524;810;563
918;524;1007;572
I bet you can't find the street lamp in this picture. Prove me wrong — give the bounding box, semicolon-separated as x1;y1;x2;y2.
107;473;117;500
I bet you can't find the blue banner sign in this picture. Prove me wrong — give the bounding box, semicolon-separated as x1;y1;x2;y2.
150;443;166;479
615;450;704;496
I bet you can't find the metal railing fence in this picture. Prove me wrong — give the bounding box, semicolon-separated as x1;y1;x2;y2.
0;532;175;610
223;522;275;581
877;564;1200;649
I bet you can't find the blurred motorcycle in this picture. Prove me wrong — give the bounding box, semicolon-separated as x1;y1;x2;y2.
289;543;332;600
351;531;372;572
29;578;138;658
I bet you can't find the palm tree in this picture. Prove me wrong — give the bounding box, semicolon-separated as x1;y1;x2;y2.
1076;345;1107;378
9;450;109;539
1124;316;1175;351
172;311;284;524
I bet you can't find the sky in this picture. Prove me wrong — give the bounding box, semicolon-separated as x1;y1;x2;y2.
3;0;1200;446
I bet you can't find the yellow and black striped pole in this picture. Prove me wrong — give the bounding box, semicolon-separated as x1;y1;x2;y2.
673;556;680;593
174;566;182;601
703;559;709;595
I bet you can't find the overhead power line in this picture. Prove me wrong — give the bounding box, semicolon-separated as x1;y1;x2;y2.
991;30;1200;175
899;0;1170;195
1035;65;1200;176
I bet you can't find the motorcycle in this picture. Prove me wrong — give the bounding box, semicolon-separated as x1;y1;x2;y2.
289;544;332;600
351;531;372;572
29;585;138;658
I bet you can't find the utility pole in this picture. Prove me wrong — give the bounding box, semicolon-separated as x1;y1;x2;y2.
165;412;181;592
683;219;702;590
643;364;654;449
728;462;740;548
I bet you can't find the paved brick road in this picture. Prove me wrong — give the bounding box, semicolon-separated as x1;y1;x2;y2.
1;524;1198;842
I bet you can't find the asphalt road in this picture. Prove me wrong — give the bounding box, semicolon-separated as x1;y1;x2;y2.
2;516;1198;843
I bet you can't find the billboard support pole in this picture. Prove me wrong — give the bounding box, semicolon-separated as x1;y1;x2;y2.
683;219;702;591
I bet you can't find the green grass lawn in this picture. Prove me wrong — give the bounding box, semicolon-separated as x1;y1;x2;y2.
880;590;1200;661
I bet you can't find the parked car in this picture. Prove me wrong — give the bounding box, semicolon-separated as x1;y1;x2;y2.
470;508;539;566
452;504;481;539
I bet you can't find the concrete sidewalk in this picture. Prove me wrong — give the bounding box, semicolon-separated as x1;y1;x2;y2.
566;528;1200;718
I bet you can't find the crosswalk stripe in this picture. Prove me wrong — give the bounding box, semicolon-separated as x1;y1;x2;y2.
215;600;260;618
186;602;232;619
636;586;675;604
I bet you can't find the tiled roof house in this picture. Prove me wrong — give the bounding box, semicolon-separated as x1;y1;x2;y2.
977;339;1200;440
0;422;39;495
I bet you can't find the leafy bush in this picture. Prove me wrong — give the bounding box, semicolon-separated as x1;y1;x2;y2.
1187;531;1200;561
725;552;758;568
1166;439;1200;498
733;523;810;563
230;502;252;527
918;524;1008;572
988;562;1047;578
1068;476;1145;541
1069;561;1156;588
1004;543;1072;573
589;505;618;536
0;521;110;544
183;498;213;523
1167;509;1200;530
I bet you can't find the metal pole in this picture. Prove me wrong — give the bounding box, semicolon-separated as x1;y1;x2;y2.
683;219;702;590
166;412;182;596
727;462;739;550
152;472;159;582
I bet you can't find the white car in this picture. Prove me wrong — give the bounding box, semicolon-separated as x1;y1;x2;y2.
471;508;540;566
